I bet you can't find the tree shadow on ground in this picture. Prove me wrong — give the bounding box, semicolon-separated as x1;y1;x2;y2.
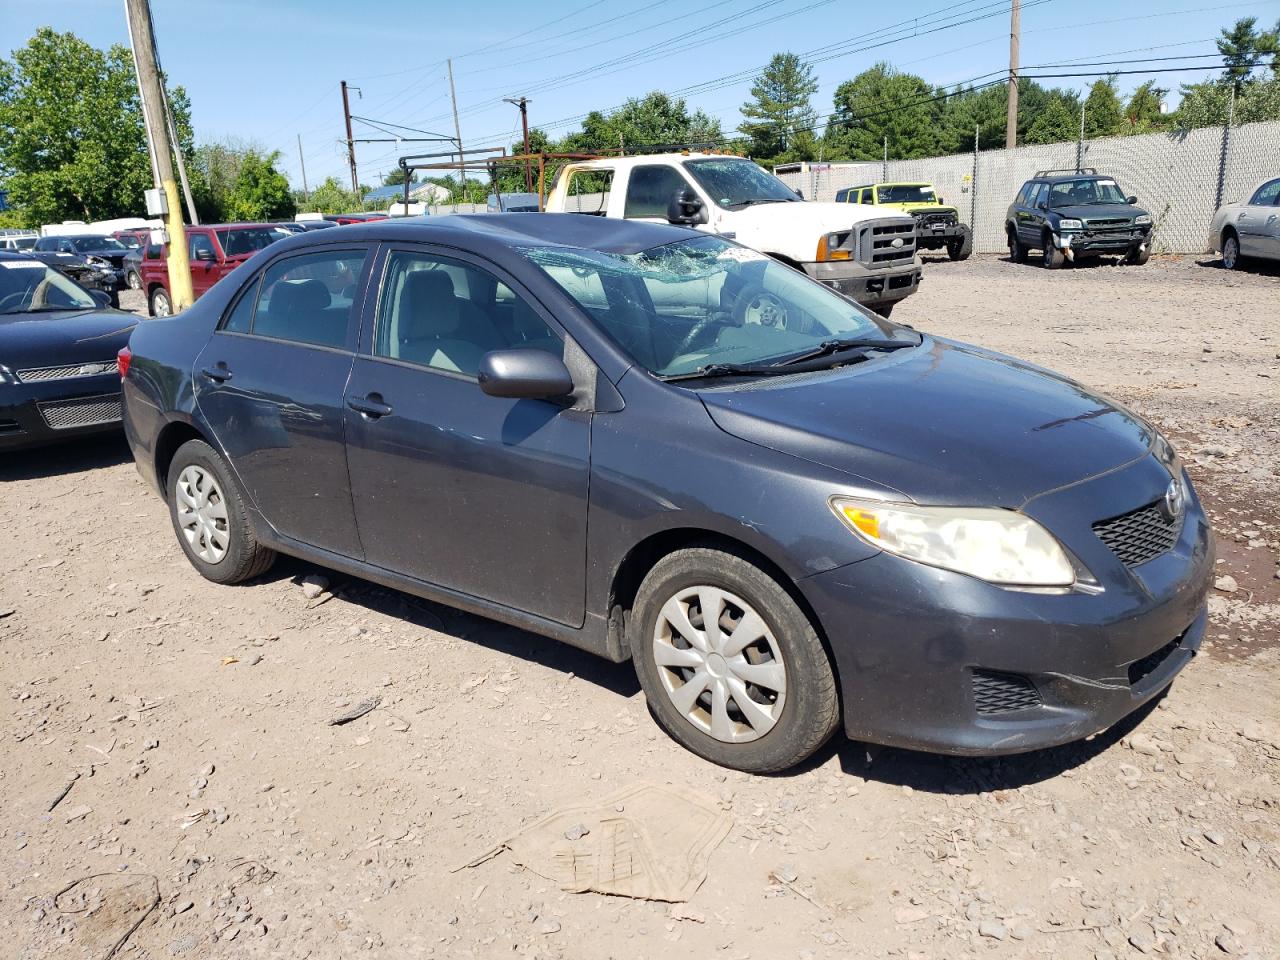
0;435;132;482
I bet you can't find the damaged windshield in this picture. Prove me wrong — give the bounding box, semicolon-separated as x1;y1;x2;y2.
523;234;911;379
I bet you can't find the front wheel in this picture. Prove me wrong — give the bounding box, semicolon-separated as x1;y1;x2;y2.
149;287;172;317
1042;237;1065;270
167;439;276;584
630;547;840;773
126;270;142;290
947;233;973;261
1221;233;1241;270
1126;245;1150;266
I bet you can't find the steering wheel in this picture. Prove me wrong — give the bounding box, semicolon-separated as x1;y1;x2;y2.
0;291;29;312
671;311;732;360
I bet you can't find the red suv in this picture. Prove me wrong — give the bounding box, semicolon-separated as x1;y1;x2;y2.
142;223;293;316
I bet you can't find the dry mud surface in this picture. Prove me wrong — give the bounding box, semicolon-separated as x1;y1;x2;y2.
3;254;1278;959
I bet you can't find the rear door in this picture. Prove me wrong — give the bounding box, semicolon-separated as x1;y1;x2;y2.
343;244;591;627
193;244;372;558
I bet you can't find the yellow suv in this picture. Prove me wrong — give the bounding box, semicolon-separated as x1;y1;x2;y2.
836;182;972;261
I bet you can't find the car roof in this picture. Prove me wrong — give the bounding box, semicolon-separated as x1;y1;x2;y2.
275;213;701;257
0;250;40;261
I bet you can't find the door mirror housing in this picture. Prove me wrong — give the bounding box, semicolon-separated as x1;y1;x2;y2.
666;188;707;226
1126;194;1138;204
88;289;112;308
477;349;574;400
795;188;805;200
194;248;216;262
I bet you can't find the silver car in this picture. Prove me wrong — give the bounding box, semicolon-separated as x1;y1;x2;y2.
1208;177;1280;269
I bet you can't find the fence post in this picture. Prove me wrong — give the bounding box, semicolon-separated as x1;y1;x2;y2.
1076;101;1085;170
1213;85;1235;211
970;124;979;244
883;136;888;181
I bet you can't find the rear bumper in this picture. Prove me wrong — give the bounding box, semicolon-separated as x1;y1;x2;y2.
0;378;124;450
803;260;922;307
798;458;1214;755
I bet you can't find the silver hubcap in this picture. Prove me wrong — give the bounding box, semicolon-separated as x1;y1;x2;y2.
742;293;787;328
653;586;787;743
175;465;229;564
1224;238;1238;269
154;294;171;316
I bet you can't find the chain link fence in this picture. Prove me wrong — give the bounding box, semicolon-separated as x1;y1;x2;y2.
775;119;1280;254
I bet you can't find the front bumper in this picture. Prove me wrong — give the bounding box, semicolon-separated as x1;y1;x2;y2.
1056;227;1153;255
798;456;1214;755
803;259;922;307
914;221;969;249
0;375;124;450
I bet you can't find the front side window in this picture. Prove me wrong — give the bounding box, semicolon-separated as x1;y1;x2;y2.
860;188;873;204
374;251;560;377
189;233;216;261
231;249;367;348
682;158;800;209
1047;178;1128;207
1250;178;1280;206
563;169;613;215
524;235;891;378
624;165;691;219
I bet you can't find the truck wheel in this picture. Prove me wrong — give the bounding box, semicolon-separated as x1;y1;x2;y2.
1042;235;1065;270
1007;229;1027;263
149;287;172;317
947;234;972;261
630;546;840;773
1126;245;1150;266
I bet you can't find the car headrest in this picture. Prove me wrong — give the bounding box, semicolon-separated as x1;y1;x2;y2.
270;278;331;319
399;270;461;341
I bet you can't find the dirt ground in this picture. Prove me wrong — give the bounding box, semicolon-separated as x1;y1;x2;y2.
3;254;1278;960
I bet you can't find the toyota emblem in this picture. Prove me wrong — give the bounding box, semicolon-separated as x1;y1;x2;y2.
1160;478;1184;522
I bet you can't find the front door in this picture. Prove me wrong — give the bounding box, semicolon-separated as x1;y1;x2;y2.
188;232;220;298
343;246;591;627
193;245;372;557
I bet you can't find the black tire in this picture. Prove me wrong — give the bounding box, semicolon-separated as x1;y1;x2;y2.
126;270;142;290
1042;235;1065;270
947;232;973;261
630;546;840;773
1221;231;1242;271
1126;245;1150;266
149;287;172;317
1007;228;1027;263
166;439;276;585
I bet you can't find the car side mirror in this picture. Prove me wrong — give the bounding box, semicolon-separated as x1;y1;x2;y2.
937;195;944;204
795;188;804;200
667;188;707;226
88;289;111;307
1037;200;1047;211
1126;194;1138;204
477;349;574;400
195;248;216;262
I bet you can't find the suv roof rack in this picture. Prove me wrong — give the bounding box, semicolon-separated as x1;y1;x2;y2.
1033;167;1098;178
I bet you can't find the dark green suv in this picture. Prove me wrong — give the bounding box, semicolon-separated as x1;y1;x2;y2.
1006;169;1153;269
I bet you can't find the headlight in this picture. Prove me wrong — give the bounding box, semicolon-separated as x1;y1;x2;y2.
816;232;851;261
86;255;108;266
1134;214;1151;225
830;496;1076;587
1057;218;1083;230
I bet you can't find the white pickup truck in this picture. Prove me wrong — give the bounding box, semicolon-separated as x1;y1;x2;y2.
543;153;922;314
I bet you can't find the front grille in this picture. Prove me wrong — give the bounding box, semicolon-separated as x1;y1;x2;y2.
37;394;121;430
1087;217;1130;227
1127;635;1182;686
914;211;957;228
16;360;118;383
972;670;1041;715
1092;500;1179;567
853;218;917;269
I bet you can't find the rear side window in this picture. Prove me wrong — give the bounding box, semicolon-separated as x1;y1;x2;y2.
223;249;366;348
563;169;613;215
624;165;690;218
1015;183;1030;205
860;189;873;204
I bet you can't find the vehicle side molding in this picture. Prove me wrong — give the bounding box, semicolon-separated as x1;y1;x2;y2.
477;349;575;400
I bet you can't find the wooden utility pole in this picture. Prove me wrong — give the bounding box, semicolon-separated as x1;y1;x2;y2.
341;81;359;194
448;59;465;192
297;134;310;201
124;0;193;309
504;96;533;191
1006;0;1021;149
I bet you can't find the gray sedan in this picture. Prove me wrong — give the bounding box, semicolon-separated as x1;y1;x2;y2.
1209;177;1280;269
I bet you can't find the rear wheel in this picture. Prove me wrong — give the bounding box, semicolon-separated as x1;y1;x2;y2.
1042;235;1065;269
1007;228;1027;263
167;439;276;584
1221;232;1241;270
630;547;839;773
149;287;172;317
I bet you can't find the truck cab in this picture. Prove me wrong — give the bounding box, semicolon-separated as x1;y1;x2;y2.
545;154;922;315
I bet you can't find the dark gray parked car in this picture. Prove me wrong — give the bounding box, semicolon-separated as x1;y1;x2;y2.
1006;169;1154;268
120;214;1212;772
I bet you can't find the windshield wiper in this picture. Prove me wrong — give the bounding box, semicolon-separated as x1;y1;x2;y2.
660;362;804;382
728;198;794;209
775;336;920;366
1;305;90;315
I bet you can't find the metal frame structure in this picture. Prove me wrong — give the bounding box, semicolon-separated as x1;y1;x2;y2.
397;150;621;213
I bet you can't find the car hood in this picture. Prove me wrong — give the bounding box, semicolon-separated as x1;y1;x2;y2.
728;201;914;234
0;309;136;369
1051;203;1149;221
699;337;1154;507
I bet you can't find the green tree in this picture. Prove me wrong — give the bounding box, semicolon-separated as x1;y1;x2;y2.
1123;82;1167;133
738;53;818;162
824;64;938;160
563;91;722;154
1174;76;1280;127
305;176;362;214
225;151;295;221
1026;95;1078;145
1217;17;1278;91
0;28;193;227
383;166;417;187
1082;77;1124;138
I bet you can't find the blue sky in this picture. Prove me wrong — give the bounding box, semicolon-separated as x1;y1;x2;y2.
2;0;1277;190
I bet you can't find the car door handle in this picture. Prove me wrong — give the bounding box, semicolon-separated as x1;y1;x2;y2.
200;364;232;382
347;394;393;418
